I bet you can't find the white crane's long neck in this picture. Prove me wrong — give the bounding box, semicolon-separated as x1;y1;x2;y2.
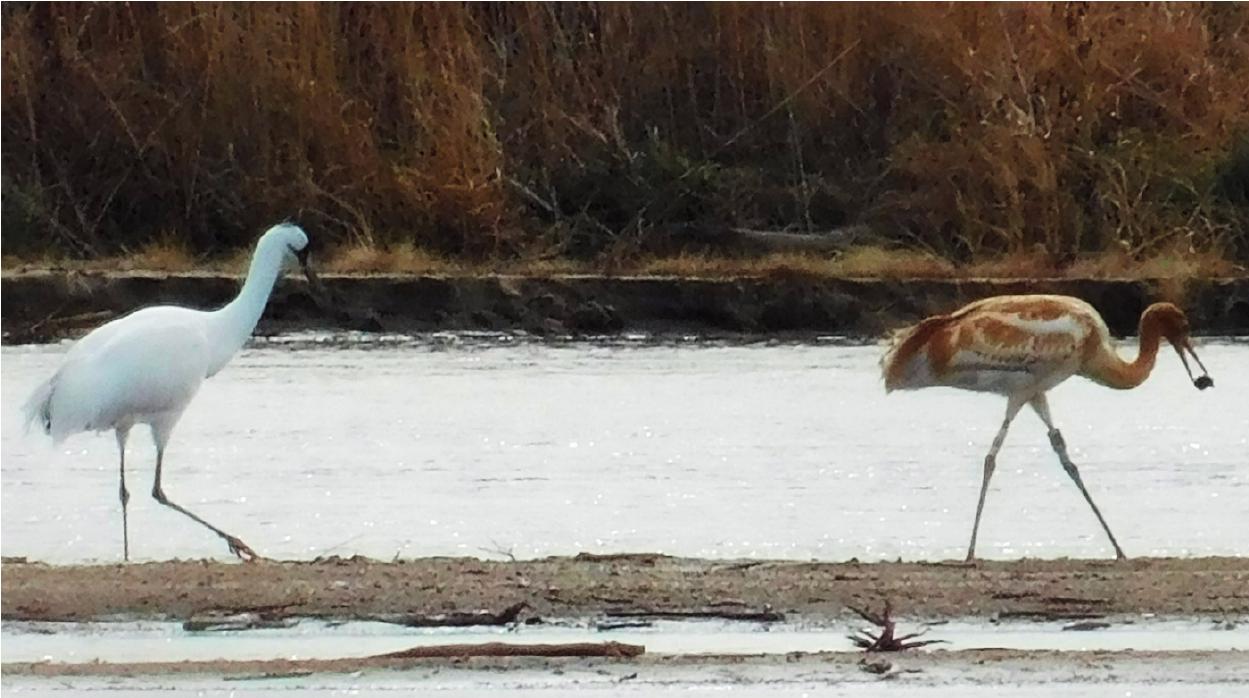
208;241;286;373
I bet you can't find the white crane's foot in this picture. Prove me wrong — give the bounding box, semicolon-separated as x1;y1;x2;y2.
224;535;260;562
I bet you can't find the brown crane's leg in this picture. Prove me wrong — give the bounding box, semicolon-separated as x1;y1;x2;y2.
149;424;259;561
967;396;1027;562
1029;394;1127;560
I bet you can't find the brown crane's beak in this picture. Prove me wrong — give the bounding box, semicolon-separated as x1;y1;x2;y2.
1173;338;1213;390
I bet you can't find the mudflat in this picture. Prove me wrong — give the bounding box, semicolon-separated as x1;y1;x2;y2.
4;554;1247;622
5;648;1248;683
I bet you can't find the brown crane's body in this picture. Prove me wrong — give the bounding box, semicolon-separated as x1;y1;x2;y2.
881;294;1213;561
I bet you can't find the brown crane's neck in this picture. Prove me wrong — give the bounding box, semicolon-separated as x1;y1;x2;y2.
1087;315;1165;390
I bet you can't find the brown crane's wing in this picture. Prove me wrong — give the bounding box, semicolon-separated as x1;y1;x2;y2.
883;296;1098;392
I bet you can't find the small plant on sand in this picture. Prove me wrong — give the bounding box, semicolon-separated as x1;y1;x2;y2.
847;601;945;652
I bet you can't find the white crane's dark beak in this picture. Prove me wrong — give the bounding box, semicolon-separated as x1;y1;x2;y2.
294;248;329;305
1173;338;1213;390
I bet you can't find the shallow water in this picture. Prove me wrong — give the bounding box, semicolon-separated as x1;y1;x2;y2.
4;617;1248;664
2;335;1247;563
3;621;1248;696
5;615;1248;696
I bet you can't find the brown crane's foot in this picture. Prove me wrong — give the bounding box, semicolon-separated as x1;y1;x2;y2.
847;601;946;652
224;535;260;562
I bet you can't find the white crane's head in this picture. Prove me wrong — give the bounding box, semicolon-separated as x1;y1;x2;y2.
262;222;312;268
259;222;325;299
1142;302;1213;390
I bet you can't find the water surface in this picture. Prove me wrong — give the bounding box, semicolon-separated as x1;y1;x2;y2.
5;617;1248;664
3;335;1246;563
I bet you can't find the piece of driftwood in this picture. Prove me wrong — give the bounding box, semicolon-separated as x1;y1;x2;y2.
997;609;1106;621
1043;595;1110;606
223;670;315;681
573;552;669;564
1062;621;1112;631
605;608;784;622
730;225;873;253
595;619;654;631
372;641;644;659
183;613;298;632
652;222;877;255
366;601;528;628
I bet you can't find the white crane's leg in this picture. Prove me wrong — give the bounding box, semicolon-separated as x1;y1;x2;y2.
148;423;258;561
967;396;1027;562
115;427;132;562
1029;395;1127;560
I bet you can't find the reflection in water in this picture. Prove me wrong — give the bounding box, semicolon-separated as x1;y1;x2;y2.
3;335;1247;563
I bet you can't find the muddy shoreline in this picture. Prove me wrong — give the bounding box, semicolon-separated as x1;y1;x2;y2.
3;272;1248;343
6;648;1247;682
4;555;1247;623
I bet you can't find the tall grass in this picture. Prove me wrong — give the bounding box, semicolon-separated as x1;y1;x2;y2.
3;3;1247;267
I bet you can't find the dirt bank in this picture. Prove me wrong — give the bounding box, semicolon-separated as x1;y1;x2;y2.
3;555;1246;623
3;272;1248;343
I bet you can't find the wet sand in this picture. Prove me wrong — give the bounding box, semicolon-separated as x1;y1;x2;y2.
4;555;1247;623
5;648;1248;683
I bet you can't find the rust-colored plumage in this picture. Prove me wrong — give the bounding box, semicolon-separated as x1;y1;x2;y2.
882;295;1213;561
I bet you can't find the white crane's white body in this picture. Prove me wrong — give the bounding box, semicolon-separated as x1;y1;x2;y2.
28;308;211;442
22;223;314;560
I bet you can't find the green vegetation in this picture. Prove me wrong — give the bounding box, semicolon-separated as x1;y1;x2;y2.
2;3;1247;274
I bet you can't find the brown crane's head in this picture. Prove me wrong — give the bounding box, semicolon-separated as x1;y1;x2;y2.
1142;303;1213;390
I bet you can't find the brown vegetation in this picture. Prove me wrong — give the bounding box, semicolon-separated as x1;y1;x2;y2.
3;4;1248;271
4;245;1237;281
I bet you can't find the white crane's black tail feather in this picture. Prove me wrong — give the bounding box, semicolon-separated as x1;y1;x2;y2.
22;373;57;436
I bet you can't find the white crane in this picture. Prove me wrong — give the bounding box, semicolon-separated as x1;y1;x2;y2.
23;223;322;561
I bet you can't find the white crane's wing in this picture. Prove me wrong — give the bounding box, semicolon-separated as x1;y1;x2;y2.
35;309;213;441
